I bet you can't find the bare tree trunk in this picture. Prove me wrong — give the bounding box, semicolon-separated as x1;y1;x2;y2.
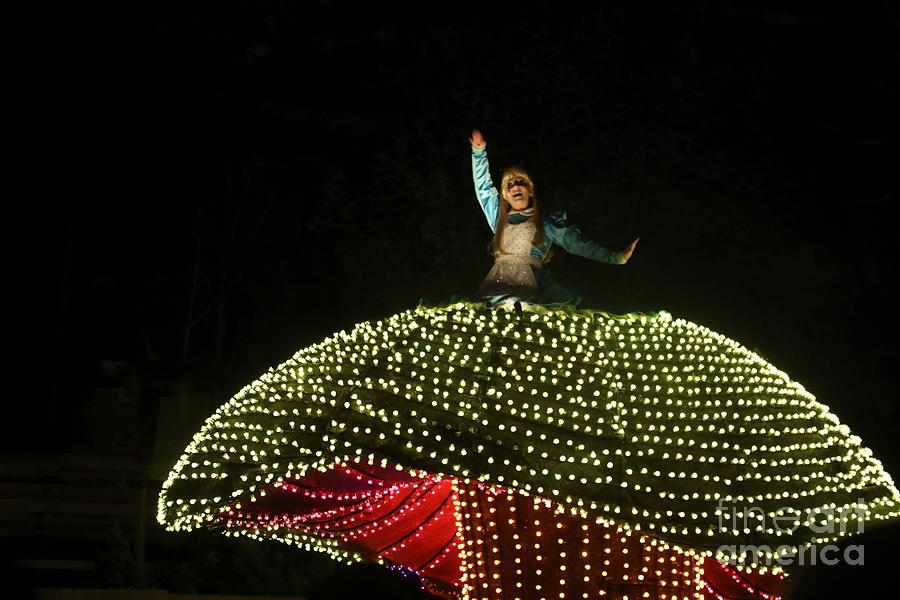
214;285;226;364
181;246;200;363
181;209;210;364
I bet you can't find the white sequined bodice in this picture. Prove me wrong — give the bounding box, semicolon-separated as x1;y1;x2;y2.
500;219;536;256
477;217;540;298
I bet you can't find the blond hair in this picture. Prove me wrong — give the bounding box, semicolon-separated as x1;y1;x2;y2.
492;166;545;256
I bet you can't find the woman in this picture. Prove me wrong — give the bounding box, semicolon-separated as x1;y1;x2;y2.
469;128;639;304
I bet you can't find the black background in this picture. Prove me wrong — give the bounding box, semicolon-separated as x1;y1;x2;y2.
10;2;898;589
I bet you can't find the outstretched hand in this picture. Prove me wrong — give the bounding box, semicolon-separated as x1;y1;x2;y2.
469;128;486;148
620;237;640;264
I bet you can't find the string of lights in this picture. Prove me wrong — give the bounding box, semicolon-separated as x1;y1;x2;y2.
159;301;899;597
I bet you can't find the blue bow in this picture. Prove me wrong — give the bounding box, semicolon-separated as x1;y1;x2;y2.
508;213;531;225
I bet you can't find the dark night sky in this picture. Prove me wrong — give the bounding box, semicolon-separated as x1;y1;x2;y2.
14;1;899;474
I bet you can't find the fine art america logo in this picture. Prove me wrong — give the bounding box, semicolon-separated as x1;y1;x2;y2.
714;500;866;566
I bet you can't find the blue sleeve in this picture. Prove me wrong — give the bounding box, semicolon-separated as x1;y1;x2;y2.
472;149;500;232
544;211;624;265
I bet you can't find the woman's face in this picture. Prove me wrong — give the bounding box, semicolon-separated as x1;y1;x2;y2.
503;177;532;211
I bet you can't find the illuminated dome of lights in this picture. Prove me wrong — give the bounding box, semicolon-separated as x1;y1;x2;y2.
158;301;899;599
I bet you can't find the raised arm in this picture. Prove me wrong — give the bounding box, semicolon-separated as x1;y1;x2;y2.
544;211;639;265
470;128;500;232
